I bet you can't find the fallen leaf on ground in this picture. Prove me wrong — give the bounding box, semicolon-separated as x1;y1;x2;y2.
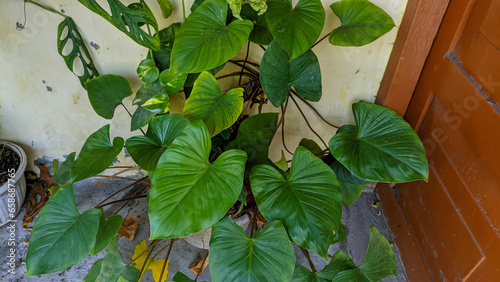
118;213;140;241
189;255;209;276
131;240;169;282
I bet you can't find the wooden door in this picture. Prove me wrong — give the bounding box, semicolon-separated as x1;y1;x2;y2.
379;0;500;280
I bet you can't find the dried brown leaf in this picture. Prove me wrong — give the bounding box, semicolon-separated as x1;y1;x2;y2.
118;213;140;241
189;255;209;276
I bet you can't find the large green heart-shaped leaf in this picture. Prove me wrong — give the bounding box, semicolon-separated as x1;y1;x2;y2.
209;217;295;281
260;40;322;107
226;113;280;164
85;75;133;119
250;146;342;258
329;0;395;47
329;102;428;183
330;160;371;205
148;121;247;239
77;0;160;50
57;17;99;88
126;114;189;171
240;4;274;45
71;125;124;183
26;184;103;276
183;71;244;137
332;226;398;281
90;214;123;255
53;152;76;185
266;0;325;59
84;237;140;282
170;0;253;73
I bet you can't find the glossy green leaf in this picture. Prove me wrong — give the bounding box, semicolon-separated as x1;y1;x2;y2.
91;214;123;255
333;226;398;281
240;4;273;45
157;0;172;18
131;105;157;132
183;71;244;137
332;222;346;245
71;125;124;183
291;265;329;282
328;102;429;183
226;113;280;164
292;250;356;281
53;152;76;185
148;121;247;239
126;114;189;171
170;0;253;73
266;0;325;59
331;160;371;205
142;92;170;114
137;59;160;83
26;184;102;276
260;40;322;107
131;84;161;131
85;75;133;119
84;237;140;282
57;17;99;88
159;69;188;94
77;0;160;50
274;151;288;172
190;0;205;12
183;63;226;89
172;272;196;281
228;0;246;19
250;146;342;258
299;138;323;156
329;0;395;47
209;217;295;281
153;23;180;72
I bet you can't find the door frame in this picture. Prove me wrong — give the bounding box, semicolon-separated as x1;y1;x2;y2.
376;0;450;280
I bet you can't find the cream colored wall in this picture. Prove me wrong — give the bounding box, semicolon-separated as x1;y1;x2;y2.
0;0;407;173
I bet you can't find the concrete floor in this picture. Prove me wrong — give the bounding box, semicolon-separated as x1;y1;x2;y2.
0;177;408;281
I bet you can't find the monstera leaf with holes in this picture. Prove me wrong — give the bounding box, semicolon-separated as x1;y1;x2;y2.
209;217;295;281
170;0;253;73
266;0;325;59
183;71;244;137
85;75;133;119
57;17;99;87
148;121;247;239
77;0;160;50
329;0;395;46
70;125;124;183
329;102;428;183
84;236;140;282
260;40;322;107
250;146;342;258
26;184;103;276
126;114;189;171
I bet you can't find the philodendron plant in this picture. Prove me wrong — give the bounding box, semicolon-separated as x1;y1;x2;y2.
24;0;428;281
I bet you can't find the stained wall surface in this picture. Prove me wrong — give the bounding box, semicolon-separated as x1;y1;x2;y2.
0;0;407;172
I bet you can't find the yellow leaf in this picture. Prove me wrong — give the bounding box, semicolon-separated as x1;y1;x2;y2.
131;240;170;282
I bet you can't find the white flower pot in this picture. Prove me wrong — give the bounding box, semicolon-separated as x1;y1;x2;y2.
0;141;27;226
183;214;251;249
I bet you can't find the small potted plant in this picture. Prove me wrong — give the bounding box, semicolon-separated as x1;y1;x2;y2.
0;141;27;226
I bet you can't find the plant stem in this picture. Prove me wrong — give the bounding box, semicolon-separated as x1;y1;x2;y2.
289;94;329;149
96;166;140;188
195;252;209;281
94;175;149;184
237;87;261;122
182;0;186;20
95;194;147;209
250;206;258;238
25;0;66;18
113;184;149;214
121;103;146;135
311;32;331;49
259;45;266;52
216;72;257;80
300;246;317;273
291;91;340;129
129;239;160;266
139;239;161;278
239;42;251;85
94;176;148;208
159;239;175;282
279;96;293;155
228;61;259;75
230;59;261;69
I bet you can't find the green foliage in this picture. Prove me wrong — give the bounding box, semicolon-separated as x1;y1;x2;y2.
260;40;322;107
183;72;244;137
148;121;247;239
159;69;188;94
26;184;102;276
84;237;140;282
156;0;173;18
240;4;273;45
329;0;395;46
126;114;189;171
70;125;124;183
250;147;342;258
91;214;123;255
331;160;372;205
209;217;295;281
85;75;133;119
137;59;160;83
329;102;429;183
53;152;76;185
57;17;99;87
77;0;160;50
266;0;325;59
131;84;160;131
170;0;253;73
